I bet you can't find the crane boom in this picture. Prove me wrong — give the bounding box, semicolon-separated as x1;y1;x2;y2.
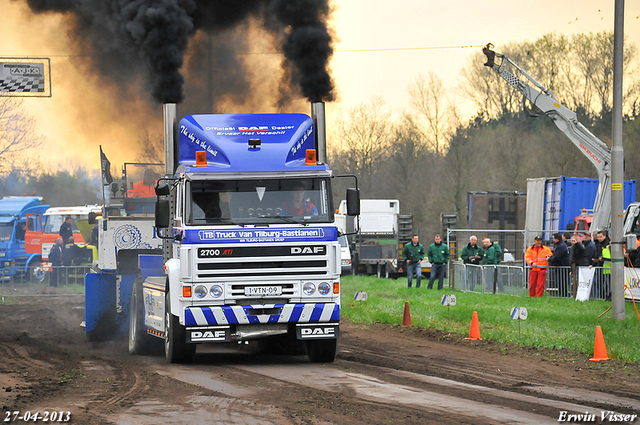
482;44;612;233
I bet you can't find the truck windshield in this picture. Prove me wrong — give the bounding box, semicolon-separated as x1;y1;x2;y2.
0;223;13;241
44;215;81;234
187;177;333;225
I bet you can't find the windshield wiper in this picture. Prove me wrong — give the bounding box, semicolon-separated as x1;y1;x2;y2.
269;216;300;224
193;218;245;227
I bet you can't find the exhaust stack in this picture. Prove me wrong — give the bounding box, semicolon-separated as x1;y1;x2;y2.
311;102;326;164
163;103;178;175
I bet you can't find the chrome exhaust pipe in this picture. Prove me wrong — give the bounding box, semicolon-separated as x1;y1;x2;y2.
163;103;178;175
311;102;326;164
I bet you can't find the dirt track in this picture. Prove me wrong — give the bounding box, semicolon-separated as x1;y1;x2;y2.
1;297;640;424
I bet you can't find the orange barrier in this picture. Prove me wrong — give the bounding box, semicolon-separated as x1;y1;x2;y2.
402;302;412;326
465;311;482;340
589;325;611;361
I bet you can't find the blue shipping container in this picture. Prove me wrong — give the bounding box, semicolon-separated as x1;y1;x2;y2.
543;176;637;233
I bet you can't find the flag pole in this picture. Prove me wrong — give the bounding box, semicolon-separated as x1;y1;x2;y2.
100;146;106;205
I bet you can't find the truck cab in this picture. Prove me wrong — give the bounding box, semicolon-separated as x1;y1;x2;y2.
0;196;48;279
86;105;359;364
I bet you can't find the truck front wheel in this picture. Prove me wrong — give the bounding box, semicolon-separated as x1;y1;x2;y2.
306;339;337;363
164;292;196;363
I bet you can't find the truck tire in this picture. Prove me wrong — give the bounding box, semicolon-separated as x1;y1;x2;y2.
306;339;337;363
128;274;161;355
164;292;196;363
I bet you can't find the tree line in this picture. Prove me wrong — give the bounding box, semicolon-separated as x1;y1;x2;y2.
0;31;638;232
328;32;640;240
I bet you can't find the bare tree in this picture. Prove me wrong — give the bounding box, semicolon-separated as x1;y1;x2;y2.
407;72;453;155
458;32;639;120
333;96;392;194
0;98;45;176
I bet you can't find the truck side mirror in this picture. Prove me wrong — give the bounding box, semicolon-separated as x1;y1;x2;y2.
155;199;171;228
346;188;360;216
88;212;97;225
155;182;171;196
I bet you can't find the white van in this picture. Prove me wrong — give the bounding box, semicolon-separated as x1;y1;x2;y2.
339;235;352;275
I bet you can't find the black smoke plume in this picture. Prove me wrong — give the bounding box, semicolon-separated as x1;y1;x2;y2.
23;0;335;106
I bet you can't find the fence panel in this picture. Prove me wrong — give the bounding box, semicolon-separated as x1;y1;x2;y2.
453;261;526;296
454;262;609;300
0;265;88;297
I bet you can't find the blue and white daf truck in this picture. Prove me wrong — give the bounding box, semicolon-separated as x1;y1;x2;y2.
85;102;359;364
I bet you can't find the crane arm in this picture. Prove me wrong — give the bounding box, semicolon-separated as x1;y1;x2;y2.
482;44;612;232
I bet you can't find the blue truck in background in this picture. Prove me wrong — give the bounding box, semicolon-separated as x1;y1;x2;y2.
0;196;49;279
526;176;637;239
85;102;359;364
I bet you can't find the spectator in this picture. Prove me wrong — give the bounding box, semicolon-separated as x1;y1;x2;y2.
49;237;64;288
582;233;596;266
461;235;482;291
283;181;318;216
59;216;73;245
592;230;610;266
591;230;610;298
525;236;552;297
601;244;612;300
402;234;425;288
548;232;570;297
427;235;448;290
569;235;590;299
63;236;76;267
129;168;158;198
481;237;504;292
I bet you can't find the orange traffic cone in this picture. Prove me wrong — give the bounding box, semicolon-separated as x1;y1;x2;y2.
402;302;412;326
589;326;611;361
465;311;482;340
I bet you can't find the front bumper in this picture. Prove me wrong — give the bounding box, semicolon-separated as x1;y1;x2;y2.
185;302;339;326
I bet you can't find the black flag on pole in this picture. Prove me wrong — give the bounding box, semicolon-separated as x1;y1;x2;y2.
100;146;113;186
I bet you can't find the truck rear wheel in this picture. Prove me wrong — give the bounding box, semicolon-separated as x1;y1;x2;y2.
165;292;196;363
306;339;337;363
128;274;161;355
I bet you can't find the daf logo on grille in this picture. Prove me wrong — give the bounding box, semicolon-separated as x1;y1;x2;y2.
291;246;325;255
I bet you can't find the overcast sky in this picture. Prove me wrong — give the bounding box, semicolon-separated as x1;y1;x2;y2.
2;0;639;170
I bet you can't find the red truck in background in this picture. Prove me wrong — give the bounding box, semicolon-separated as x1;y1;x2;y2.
25;206;101;280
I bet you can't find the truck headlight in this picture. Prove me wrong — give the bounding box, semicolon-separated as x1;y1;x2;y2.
303;282;316;296
210;284;223;298
318;282;331;296
194;285;207;299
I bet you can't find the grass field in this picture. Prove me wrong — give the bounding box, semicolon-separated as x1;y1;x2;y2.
341;275;640;363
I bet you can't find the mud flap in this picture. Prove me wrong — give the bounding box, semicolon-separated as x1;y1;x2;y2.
117;274;137;336
85;272;117;342
295;323;339;340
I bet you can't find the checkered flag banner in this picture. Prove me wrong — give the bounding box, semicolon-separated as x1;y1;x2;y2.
0;59;51;97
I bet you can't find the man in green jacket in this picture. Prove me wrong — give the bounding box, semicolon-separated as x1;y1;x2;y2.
427;235;449;290
482;237;504;292
461;235;482;291
402;235;425;288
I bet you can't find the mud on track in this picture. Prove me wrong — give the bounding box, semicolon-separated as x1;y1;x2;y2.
1;297;640;424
